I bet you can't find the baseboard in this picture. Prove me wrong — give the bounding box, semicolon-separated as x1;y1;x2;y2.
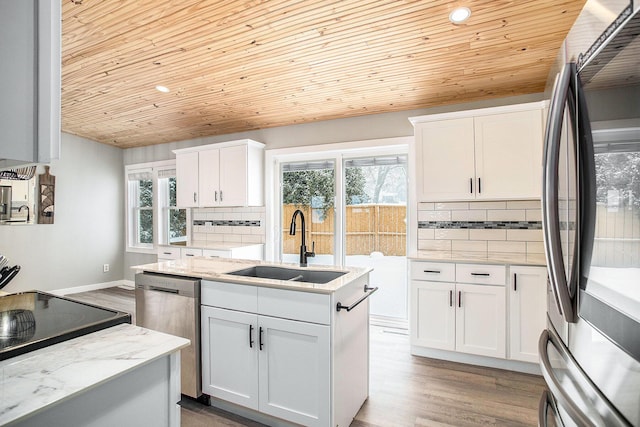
410;345;541;375
52;280;135;296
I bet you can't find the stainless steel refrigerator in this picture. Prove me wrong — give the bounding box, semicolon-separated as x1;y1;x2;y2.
540;1;640;425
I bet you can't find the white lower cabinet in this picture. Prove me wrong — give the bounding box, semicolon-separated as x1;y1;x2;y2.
508;266;547;363
412;281;455;351
411;280;505;358
455;283;506;358
411;260;546;369
201;277;366;427
258;315;330;426
201;306;330;427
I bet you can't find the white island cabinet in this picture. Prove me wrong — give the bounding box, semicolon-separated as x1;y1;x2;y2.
0;324;189;427
201;274;370;427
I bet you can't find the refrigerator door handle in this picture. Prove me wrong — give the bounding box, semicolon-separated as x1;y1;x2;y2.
539;329;596;427
542;62;577;322
538;390;560;427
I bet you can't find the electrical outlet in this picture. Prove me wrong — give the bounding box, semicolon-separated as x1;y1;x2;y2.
103;264;110;273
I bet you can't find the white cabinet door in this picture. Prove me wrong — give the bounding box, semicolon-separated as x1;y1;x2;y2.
176;152;199;207
201;306;259;410
509;266;547;363
474;109;543;200
219;145;248;207
416;118;476;201
455;283;506;358
198;148;221;207
258;315;330;427
411;281;455;351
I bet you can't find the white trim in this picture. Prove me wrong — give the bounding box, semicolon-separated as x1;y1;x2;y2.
51;280;135;296
408;100;548;125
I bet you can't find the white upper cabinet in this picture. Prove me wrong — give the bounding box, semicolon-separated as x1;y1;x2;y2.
411;102;546;202
174;139;264;208
0;1;60;168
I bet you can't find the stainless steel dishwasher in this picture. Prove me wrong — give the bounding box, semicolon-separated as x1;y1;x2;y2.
135;272;201;399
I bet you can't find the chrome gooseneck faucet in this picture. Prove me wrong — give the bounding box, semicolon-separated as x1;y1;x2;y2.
289;209;315;267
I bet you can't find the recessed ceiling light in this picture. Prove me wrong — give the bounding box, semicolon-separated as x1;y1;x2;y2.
449;7;471;24
155;85;170;93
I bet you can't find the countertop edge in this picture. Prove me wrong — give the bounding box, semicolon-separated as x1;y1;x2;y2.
0;324;190;426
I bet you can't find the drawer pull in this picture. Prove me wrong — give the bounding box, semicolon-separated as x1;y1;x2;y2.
185;254;195;257
423;269;441;274
470;272;490;277
163;252;172;255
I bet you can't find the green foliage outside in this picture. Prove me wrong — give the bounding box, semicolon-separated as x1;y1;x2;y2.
595;152;640;208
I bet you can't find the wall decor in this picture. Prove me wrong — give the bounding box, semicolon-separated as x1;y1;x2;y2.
38;166;55;224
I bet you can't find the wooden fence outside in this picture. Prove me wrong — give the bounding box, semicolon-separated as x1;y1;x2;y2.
282;204;406;256
591;203;640;267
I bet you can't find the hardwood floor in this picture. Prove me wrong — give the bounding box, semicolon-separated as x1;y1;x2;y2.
68;287;546;427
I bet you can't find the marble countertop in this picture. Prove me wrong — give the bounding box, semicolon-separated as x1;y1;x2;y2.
159;242;263;250
409;250;547;266
0;324;189;426
132;257;372;294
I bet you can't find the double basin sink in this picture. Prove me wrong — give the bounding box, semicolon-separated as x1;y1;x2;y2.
227;265;346;285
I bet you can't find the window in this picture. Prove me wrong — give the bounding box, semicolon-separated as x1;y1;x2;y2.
126;161;187;253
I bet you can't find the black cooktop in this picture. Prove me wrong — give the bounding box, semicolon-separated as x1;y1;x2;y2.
0;291;131;361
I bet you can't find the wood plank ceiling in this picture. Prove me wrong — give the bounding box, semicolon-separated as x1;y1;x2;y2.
61;0;586;149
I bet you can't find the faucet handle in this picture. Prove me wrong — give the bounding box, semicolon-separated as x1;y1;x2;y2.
308;241;316;257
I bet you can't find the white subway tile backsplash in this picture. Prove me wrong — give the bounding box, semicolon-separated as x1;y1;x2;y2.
418;202;435;211
435;229;469;240
487;209;526;221
452;240;487;252
527;242;545;254
418;240;452;251
526;209;542;221
451;210;487;221
420;210;452;221
506;200;541;209
224;234;242;243
418;229;435;240
435;202;469;210
242;234;264;244
469;229;506;241
469;201;506;210
507;229;543;241
488;241;526;253
206;234;224;242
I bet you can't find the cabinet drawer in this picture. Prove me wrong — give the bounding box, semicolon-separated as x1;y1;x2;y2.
182;248;203;258
157;246;181;260
202;249;230;259
201;280;257;312
456;264;506;286
410;261;455;282
258;287;330;325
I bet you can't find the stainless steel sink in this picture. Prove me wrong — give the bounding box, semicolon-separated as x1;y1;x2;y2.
227;266;347;284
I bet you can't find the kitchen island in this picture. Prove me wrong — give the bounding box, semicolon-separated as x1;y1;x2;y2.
133;257;373;427
0;324;189;427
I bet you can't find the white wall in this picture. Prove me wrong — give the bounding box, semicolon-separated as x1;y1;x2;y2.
0;133;124;292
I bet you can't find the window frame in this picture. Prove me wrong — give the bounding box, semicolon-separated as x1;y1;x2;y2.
125;160;188;254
